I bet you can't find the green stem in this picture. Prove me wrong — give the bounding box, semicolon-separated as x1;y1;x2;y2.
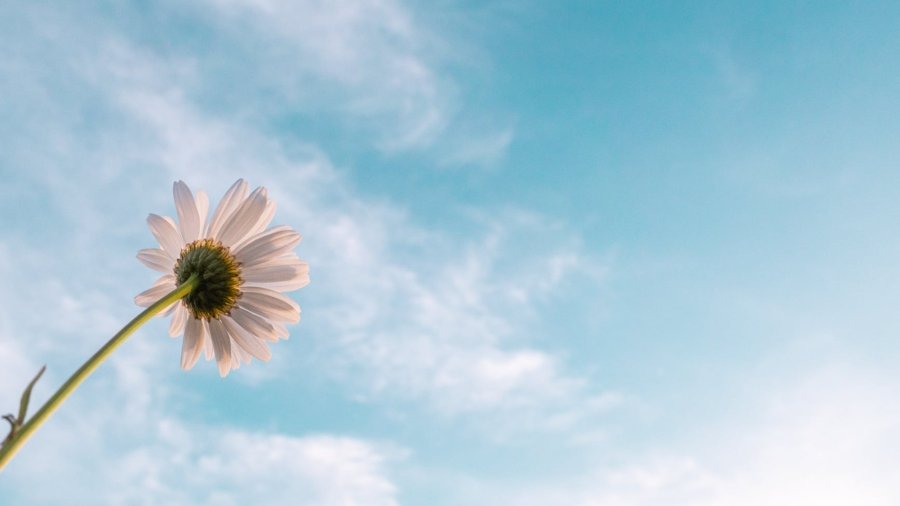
0;273;199;473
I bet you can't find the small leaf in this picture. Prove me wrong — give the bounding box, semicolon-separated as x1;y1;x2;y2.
2;366;46;448
17;365;46;425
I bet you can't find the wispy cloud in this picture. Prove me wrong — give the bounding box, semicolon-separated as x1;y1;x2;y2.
2;0;512;168
0;238;403;505
458;360;900;505
54;33;613;434
0;1;616;501
103;425;402;506
126;85;614;435
9;414;402;505
198;0;511;162
313;205;614;432
0;5;612;503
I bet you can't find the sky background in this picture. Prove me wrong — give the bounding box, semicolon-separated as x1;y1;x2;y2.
2;1;900;504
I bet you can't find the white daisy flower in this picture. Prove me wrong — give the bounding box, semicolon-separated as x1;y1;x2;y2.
135;179;309;377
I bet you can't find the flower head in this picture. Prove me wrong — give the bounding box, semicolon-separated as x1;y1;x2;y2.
135;180;309;377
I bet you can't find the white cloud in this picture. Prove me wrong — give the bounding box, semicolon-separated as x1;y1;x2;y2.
1;0;512;167
199;0;511;162
305;197;614;432
107;424;402;506
466;361;900;505
699;363;900;506
203;0;446;148
8;415;402;505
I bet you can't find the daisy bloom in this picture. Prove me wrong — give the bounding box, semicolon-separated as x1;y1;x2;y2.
135;179;309;377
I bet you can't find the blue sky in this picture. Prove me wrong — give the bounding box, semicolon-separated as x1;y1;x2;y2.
2;1;900;504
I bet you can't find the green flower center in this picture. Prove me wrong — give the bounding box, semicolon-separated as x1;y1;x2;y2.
174;239;242;320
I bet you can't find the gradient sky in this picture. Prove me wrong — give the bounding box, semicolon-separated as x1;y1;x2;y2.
2;1;900;504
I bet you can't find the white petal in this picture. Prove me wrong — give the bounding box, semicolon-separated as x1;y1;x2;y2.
174;181;201;243
148;214;184;258
234;224;293;247
246;278;310;292
241;251;301;270
230;345;243;369
137;248;175;273
181;317;206;370
217;187;268;247
232;225;292;255
273;322;290;340
208;318;233;377
134;275;176;307
239;291;300;323
252;199;277;235
208;179;248;238
234;227;301;265
233;199;277;250
223;316;272;362
168;305;188;337
241;286;300;311
230;305;278;342
243;261;310;292
242;259;307;281
196;190;209;236
203;334;214;360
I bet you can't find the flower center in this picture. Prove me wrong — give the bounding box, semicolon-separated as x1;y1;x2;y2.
174;239;242;320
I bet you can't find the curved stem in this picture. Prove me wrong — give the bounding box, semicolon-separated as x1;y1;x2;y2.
0;273;199;473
